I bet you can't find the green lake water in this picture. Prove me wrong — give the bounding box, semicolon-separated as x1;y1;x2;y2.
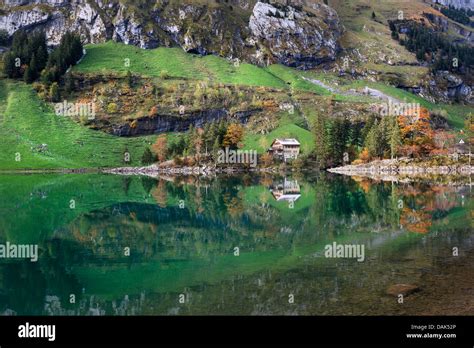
0;173;472;315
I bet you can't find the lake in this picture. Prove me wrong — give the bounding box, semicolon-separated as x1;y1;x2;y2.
0;173;472;315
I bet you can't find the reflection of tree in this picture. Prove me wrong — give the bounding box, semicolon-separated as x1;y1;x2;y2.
390;184;462;234
152;180;168;208
122;177;132;195
259;174;274;188
141;177;157;195
223;192;244;219
400;207;432;234
353;177;371;194
193;186;204;214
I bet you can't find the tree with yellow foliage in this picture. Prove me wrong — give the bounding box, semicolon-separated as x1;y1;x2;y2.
223;123;244;149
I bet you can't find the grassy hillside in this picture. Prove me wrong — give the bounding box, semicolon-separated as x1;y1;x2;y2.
0;80;156;170
1;37;472;171
74;42;326;93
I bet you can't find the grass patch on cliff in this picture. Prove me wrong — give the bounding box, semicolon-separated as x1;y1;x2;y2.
0;80;156;170
74;42;332;94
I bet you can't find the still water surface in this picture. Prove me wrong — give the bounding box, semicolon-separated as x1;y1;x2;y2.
0;173;472;315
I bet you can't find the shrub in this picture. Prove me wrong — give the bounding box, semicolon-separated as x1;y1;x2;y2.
160;70;170;79
107;102;118;114
173;155;183;166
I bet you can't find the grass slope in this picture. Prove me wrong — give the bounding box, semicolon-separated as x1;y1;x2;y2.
74;42;326;93
0;80;156;170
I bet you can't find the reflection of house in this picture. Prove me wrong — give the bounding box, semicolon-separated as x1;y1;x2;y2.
270;178;301;203
268;138;300;162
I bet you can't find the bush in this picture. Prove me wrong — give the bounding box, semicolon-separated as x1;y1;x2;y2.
107;103;118;114
49;82;61;102
173;155;183;166
160;70;170;80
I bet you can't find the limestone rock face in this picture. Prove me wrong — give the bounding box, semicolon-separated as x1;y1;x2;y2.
429;71;473;104
0;0;344;69
249;1;342;68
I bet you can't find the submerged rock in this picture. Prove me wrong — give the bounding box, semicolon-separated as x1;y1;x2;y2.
386;284;420;297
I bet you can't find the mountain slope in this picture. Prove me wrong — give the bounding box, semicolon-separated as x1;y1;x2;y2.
0;0;343;68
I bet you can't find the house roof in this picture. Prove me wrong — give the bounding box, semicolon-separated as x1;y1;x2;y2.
273;138;300;146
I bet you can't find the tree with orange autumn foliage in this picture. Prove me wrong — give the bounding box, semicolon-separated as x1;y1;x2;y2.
358;147;370;163
397;107;434;158
260;152;274;167
152;180;168;208
223;123;244;149
400;207;432;234
152;134;168;162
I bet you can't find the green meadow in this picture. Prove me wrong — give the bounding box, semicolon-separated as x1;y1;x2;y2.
1;41;471;170
0;80;156;170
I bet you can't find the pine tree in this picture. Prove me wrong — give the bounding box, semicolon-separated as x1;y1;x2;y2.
313;112;329;167
0;29;8;46
36;45;48;72
49;82;61;102
328;118;349;165
3;52;16;78
26;53;39;82
141;147;156;165
212;137;221;161
361;115;375;141
389;116;401;159
23;64;35;83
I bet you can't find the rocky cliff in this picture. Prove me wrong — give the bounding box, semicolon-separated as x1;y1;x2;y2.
432;0;474;11
0;0;343;68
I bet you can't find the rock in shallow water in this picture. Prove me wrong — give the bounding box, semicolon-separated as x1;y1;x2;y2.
386;284;420;297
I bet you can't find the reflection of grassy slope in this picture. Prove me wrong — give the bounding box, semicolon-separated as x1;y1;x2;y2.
0;174;154;243
0;80;156;170
73;228;376;298
73;201;471;298
430;203;473;232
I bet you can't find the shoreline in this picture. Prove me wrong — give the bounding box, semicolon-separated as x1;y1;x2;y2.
328;158;473;181
1;158;473;180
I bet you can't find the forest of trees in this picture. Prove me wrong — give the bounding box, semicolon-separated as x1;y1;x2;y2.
2;30;83;84
311;105;447;168
143;119;246;165
436;4;473;26
389;20;474;73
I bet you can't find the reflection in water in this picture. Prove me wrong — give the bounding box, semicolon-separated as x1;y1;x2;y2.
270;178;301;203
0;173;472;315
